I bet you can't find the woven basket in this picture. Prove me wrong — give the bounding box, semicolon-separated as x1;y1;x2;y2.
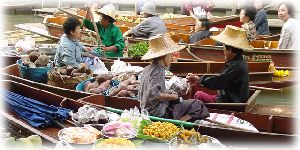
48;68;92;90
17;59;51;84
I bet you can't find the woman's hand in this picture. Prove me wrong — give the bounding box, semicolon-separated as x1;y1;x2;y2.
186;73;200;83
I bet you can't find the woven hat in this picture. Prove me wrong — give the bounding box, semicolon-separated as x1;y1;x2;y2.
211;25;254;51
96;4;116;21
141;33;186;60
141;2;156;15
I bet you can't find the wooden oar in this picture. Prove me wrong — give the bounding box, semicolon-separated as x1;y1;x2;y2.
58;8;85;19
249;85;282;92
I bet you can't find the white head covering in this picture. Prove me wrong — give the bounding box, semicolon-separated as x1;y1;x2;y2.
141;2;156;15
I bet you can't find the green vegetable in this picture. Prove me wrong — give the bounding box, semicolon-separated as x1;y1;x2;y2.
128;42;149;58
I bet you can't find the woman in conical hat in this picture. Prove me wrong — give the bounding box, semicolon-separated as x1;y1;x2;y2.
187;25;253;103
83;4;125;57
139;33;209;121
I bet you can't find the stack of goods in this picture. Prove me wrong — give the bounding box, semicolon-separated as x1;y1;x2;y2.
169;128;222;150
138;120;180;141
84;74;115;94
107;73;139;98
70;105;120;125
48;63;93;89
81;73;139;98
58;126;101;144
18;51;51;83
93;138;136;150
273;69;290;78
127;42;149;58
119;107;149;129
102;121;136;138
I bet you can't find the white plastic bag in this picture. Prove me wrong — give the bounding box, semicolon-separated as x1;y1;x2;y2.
15;36;35;53
90;57;108;74
111;59;128;73
54;140;74;150
165;75;190;96
193;6;207;19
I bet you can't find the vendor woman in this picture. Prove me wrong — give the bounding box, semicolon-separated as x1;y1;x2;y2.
54;17;88;67
139;33;209;121
83;4;125;57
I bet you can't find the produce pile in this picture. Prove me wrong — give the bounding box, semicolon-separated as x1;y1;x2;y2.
127;42;149;58
83;73;139;98
102;121;136;138
70;105;119;124
93;138;136;150
21;51;50;68
116;16;142;24
3;135;42;150
273;69;290;77
52;63;92;77
58;126;101;144
138;120;180;141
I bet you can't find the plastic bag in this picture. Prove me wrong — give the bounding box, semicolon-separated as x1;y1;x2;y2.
90;57;108;74
54;140;74;150
193;6;207;19
15;36;35;53
111;59;128;73
165;76;190;96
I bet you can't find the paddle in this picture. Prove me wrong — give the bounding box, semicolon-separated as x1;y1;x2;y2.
249;85;282;92
85;7;107;59
57;8;85;19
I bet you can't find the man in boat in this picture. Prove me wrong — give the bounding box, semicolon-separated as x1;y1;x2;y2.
123;2;167;39
54;17;90;67
186;25;253;103
254;0;270;35
139;33;209;121
189;18;212;44
181;0;215;19
277;2;298;49
83;4;125;57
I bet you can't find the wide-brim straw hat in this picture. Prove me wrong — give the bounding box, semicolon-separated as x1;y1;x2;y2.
96;4;116;21
141;33;186;60
211;25;254;51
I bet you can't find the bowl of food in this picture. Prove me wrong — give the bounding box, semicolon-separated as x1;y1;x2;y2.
92;138;136;150
58;126;101;144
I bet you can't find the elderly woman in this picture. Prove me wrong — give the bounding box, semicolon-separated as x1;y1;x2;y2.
277;2;298;49
187;26;252;103
124;2;167;39
189;18;212;44
240;7;257;42
54;17;87;67
83;4;125;57
139;33;209;121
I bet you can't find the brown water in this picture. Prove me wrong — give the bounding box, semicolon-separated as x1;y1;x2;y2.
4;13;43;31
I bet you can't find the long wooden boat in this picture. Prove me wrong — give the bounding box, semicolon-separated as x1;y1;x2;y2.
14;23;97;47
181;38;297;69
0;63;294;114
1;80;295;146
103;61;297;89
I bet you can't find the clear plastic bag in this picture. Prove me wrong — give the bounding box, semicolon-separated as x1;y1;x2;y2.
165;76;190;96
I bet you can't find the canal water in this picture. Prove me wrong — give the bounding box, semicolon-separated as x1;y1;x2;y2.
3;13;295;106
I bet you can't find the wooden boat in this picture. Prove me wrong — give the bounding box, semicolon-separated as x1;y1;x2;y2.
180;38;297;69
14;23;97;47
1;80;295;146
0;61;293;114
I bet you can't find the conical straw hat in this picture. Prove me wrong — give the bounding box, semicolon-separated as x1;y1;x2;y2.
141;33;186;60
211;25;254;51
96;4;116;21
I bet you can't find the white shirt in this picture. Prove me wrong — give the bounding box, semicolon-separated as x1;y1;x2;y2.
278;18;299;49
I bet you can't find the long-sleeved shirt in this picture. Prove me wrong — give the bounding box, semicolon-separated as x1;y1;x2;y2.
199;54;249;103
131;16;167;38
242;21;256;42
278;18;298;49
54;34;84;67
139;61;169;118
189;30;212;44
83;19;125;57
254;9;270;35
